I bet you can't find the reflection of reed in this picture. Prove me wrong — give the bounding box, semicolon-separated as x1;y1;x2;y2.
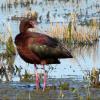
72;42;99;59
1;0;36;10
69;42;99;80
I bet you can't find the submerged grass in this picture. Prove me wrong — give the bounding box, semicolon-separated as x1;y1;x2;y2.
0;78;97;100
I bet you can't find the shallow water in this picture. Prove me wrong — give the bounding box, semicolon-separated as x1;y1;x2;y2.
0;0;100;79
0;79;100;99
0;0;100;99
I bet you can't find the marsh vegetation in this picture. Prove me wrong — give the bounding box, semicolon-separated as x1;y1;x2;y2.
0;0;100;99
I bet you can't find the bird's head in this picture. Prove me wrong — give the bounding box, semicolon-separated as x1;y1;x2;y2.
19;18;37;33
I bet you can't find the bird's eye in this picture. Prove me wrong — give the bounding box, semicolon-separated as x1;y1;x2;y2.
29;21;35;27
29;21;33;24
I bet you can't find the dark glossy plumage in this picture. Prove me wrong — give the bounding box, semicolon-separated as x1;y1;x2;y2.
15;19;72;64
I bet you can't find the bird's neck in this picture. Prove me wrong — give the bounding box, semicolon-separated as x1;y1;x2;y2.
20;27;28;33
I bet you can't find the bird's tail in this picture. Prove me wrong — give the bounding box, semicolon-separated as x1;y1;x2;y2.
58;43;73;58
42;59;60;64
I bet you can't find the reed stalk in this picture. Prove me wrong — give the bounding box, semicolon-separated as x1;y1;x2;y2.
48;21;99;45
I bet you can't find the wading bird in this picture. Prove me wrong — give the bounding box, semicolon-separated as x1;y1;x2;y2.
15;18;73;91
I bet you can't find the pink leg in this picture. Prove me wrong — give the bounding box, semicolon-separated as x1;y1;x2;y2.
34;64;39;90
42;65;47;91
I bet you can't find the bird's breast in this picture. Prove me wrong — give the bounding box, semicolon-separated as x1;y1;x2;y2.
17;46;40;64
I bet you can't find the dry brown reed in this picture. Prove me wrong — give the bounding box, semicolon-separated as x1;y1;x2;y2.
48;19;99;45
